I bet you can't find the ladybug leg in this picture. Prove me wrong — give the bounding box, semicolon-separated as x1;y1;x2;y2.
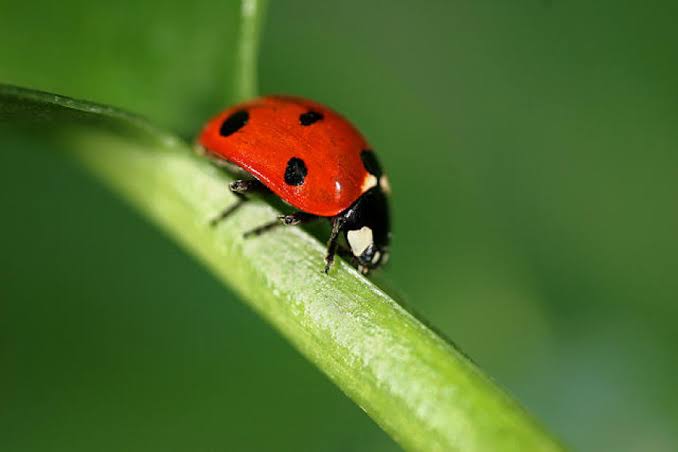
324;216;345;274
209;179;264;226
243;211;317;238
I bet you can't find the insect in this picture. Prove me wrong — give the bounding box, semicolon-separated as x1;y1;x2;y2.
197;95;391;274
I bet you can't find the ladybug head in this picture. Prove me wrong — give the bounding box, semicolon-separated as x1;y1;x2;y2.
341;187;390;274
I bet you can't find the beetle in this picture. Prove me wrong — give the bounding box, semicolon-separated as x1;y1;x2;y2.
197;95;390;274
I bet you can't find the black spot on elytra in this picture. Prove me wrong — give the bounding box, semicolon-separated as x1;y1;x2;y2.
360;150;382;178
284;157;307;186
220;110;248;136
299;110;324;126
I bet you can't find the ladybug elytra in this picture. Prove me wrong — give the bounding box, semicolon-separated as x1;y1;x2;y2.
197;96;391;274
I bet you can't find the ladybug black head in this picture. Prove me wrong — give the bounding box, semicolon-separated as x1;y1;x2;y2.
340;187;390;273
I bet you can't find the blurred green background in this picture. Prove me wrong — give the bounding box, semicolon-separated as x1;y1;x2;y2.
2;0;677;450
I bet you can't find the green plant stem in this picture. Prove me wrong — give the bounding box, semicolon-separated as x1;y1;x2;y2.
235;0;267;101
1;85;564;452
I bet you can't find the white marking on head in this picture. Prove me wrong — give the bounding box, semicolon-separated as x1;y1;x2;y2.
371;251;381;264
380;175;391;194
347;226;374;257
361;173;378;192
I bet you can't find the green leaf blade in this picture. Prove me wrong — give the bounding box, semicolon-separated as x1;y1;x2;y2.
0;84;564;452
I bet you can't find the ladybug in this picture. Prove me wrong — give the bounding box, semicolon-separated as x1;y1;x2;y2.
197;95;391;274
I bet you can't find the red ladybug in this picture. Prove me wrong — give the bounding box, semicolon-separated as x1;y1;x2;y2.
198;95;390;274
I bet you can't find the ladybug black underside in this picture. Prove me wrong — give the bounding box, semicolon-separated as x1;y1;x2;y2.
208;172;390;274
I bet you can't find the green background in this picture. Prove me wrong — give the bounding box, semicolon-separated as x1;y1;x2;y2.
2;0;677;450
